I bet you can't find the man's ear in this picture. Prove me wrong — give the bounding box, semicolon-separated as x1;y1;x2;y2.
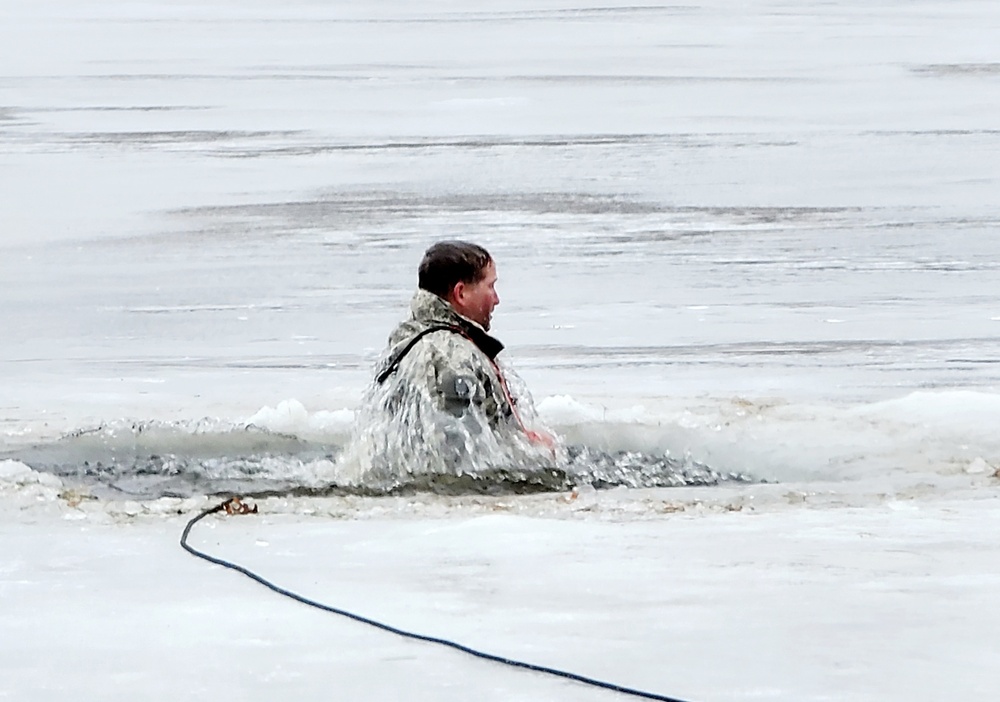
448;281;466;306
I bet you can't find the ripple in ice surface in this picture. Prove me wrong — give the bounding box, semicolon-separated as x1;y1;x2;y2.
3;420;755;499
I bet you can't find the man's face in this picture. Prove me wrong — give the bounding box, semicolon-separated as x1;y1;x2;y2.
451;261;500;331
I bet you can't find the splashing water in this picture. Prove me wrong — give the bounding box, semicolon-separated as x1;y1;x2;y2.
342;353;571;494
3;389;754;500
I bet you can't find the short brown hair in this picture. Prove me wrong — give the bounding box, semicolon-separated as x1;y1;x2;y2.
418;241;492;298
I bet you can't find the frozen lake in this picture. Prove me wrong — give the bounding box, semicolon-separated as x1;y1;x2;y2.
2;0;1000;489
3;3;1000;702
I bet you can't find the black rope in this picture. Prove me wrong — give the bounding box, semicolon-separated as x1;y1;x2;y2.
180;500;697;702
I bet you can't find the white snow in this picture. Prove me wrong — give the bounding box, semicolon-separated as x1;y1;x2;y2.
246;399;355;438
3;489;1000;701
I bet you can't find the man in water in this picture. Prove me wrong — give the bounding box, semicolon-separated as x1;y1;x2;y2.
353;241;557;489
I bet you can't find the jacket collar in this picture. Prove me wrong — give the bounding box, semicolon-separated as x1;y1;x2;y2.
410;289;504;360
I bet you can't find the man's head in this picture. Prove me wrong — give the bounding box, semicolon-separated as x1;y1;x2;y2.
418;241;500;330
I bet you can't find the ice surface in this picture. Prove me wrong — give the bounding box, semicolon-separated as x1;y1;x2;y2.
3;492;1000;701
3;0;1000;441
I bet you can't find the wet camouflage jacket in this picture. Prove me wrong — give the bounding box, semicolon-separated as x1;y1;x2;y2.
372;288;514;429
350;288;560;491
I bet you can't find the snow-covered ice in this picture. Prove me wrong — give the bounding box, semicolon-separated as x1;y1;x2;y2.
3;484;1000;701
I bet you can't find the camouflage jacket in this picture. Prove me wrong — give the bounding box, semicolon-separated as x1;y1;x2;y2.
372;288;514;428
351;289;560;490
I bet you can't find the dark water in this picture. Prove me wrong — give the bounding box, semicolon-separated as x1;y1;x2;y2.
3;422;755;499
